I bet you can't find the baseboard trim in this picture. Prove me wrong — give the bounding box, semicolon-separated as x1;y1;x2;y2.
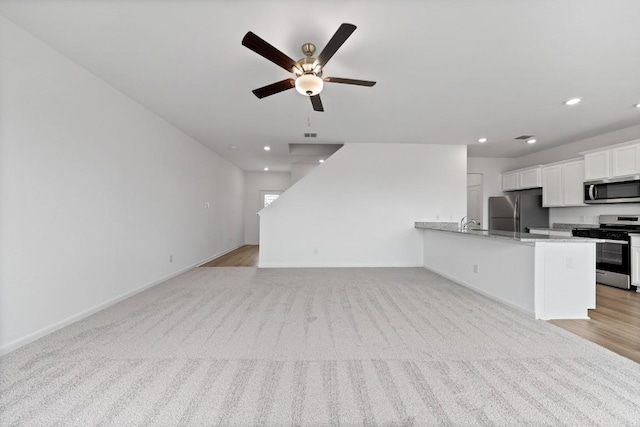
258;263;424;268
197;244;244;266
0;244;243;356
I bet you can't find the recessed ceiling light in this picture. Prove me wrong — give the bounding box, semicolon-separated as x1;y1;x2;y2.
564;98;581;106
527;138;537;144
264;146;271;151
478;138;487;143
263;167;269;171
229;145;237;150
319;159;325;163
634;103;640;108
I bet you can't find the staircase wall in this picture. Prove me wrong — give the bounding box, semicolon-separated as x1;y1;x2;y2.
258;143;467;267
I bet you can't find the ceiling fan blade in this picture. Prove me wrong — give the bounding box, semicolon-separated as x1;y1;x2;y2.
242;31;300;73
252;79;295;99
316;23;357;68
323;77;376;87
310;95;324;112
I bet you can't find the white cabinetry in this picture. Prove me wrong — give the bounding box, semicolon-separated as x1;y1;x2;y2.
542;159;585;207
583;139;640;181
631;235;640;287
584;151;610;181
542;164;563;207
611;144;640;178
519;167;542;189
501;166;542;191
563;160;586;206
502;171;519;191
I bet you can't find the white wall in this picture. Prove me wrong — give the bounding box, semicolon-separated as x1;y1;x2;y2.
0;17;244;353
259;143;467;267
291;163;318;184
467;157;513;227
549;204;640;226
243;171;291;244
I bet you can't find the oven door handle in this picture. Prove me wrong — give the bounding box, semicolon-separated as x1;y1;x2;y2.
599;239;629;245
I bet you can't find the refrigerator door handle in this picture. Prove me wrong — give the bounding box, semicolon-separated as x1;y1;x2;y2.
514;197;519;232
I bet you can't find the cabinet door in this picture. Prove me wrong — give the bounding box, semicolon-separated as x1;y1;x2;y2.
584;151;610;180
502;171;518;191
562;159;586;206
518;167;542;189
611;144;640;178
542;164;563;207
632;247;640;286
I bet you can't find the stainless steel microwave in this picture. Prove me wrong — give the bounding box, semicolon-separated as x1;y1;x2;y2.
584;176;640;204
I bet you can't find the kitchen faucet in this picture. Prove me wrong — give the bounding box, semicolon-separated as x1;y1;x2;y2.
460;216;479;230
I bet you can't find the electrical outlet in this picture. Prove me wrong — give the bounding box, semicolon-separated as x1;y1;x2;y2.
473;264;479;274
169;255;173;263
204;202;210;209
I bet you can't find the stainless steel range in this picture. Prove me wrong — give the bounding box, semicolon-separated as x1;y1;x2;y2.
572;214;640;290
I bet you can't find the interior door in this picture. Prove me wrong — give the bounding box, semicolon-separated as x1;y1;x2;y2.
467;173;483;227
467;185;482;226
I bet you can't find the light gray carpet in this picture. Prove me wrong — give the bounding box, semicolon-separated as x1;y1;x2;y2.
1;267;639;426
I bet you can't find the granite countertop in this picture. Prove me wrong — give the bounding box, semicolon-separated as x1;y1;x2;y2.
414;222;602;243
528;223;599;232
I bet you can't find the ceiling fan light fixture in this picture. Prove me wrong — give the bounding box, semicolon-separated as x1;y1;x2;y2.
295;74;324;96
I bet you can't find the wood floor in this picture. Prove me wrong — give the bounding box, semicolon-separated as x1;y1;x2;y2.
200;245;259;267
201;249;639;363
551;284;640;364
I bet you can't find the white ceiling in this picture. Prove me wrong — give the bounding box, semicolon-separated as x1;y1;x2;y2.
2;0;640;172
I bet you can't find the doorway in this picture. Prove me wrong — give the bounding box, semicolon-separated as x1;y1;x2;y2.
467;173;483;227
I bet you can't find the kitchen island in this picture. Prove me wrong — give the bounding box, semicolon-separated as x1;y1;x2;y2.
415;222;600;320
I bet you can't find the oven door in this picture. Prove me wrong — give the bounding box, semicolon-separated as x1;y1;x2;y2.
595;239;631;289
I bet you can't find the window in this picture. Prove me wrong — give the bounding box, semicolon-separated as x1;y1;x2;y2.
260;191;283;209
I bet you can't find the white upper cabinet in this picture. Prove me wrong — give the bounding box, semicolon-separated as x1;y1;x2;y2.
501;171;519;191
583;139;640;181
519;167;542;189
611;144;640;178
562;159;586;206
501;166;542;191
584;150;610;181
542;159;585;207
542;164;563;207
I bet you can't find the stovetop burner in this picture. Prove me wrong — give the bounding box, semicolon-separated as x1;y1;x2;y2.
573;214;640;240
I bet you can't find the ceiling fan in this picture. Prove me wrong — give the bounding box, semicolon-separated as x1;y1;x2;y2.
241;23;376;112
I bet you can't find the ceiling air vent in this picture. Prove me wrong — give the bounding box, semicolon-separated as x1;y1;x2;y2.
515;135;534;140
304;133;317;138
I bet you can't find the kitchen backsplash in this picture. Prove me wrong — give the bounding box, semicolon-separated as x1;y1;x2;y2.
550;203;640;225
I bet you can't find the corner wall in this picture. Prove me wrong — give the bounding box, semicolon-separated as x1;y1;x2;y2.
243;171;291;244
0;17;244;353
259;143;467;267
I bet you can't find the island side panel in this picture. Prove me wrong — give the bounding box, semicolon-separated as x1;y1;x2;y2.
534;242;596;320
421;230;536;315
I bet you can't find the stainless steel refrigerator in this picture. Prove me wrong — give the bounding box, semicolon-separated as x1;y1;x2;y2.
488;193;549;233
